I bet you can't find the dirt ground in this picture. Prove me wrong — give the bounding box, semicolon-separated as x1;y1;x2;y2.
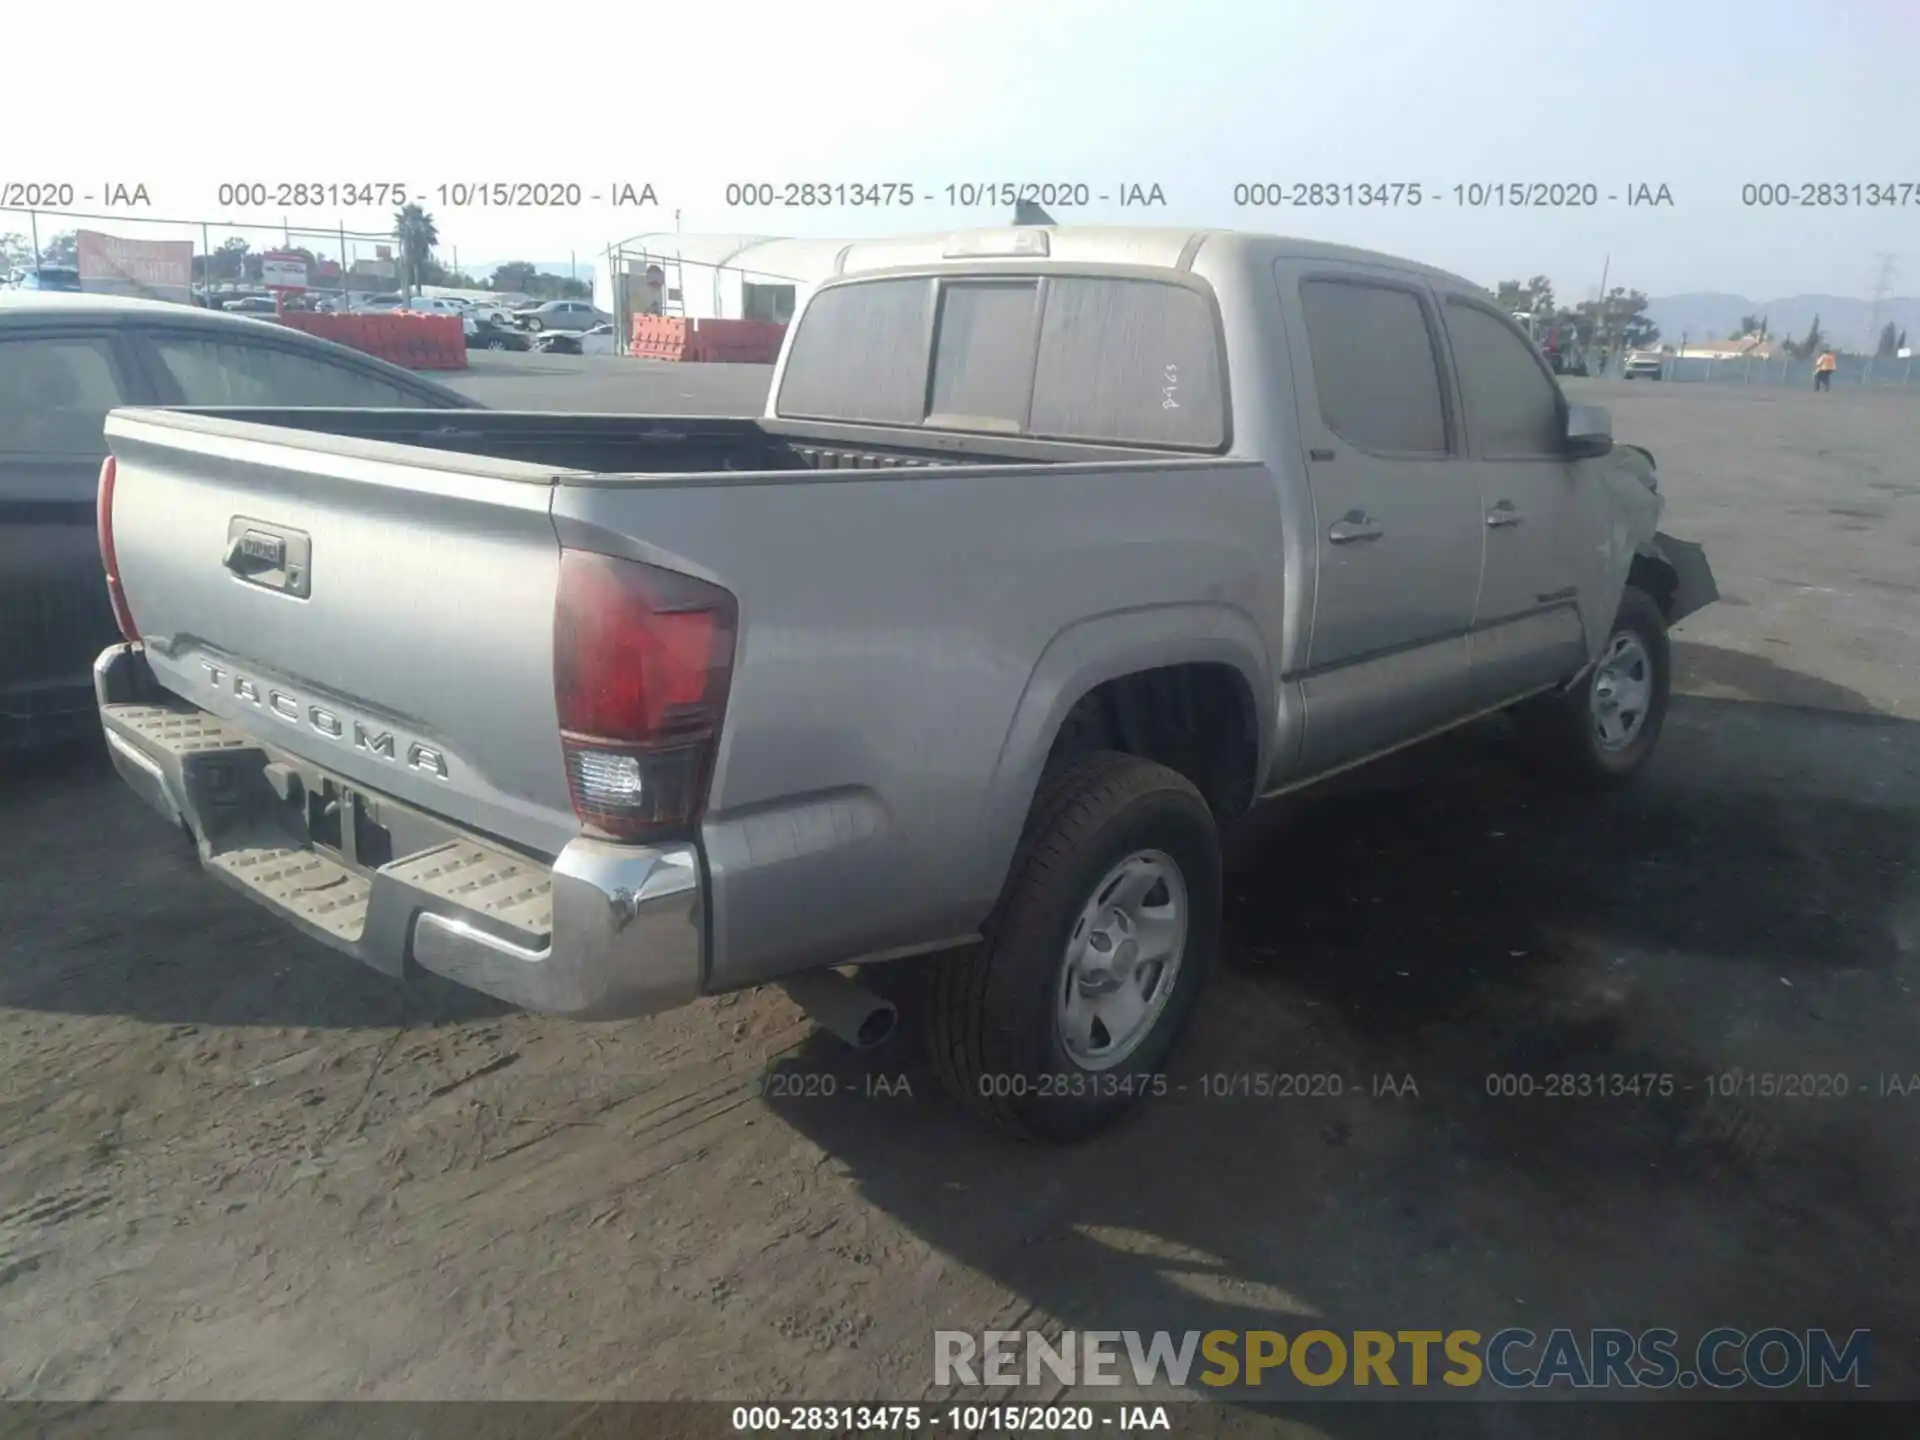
2;376;1917;1434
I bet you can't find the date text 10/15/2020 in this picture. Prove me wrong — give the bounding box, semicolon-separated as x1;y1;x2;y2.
752;1068;1423;1103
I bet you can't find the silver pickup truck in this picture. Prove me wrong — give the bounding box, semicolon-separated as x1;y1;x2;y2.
93;225;1715;1141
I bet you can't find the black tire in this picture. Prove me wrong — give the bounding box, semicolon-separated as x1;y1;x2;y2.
524;317;543;333
1516;585;1671;791
928;751;1221;1143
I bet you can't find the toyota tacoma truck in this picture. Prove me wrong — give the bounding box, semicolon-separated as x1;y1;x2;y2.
92;225;1716;1141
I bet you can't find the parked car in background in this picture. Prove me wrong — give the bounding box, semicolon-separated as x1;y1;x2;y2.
1545;329;1589;376
7;266;84;293
531;321;619;356
352;293;408;314
464;314;531;351
0;292;477;749
1623;349;1665;380
86;226;1716;1142
222;296;280;314
513;299;611;333
403;296;469;319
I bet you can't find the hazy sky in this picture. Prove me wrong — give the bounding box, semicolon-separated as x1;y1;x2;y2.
8;0;1916;299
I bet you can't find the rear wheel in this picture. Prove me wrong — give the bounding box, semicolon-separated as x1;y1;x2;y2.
524;317;544;333
1516;585;1671;790
929;751;1221;1143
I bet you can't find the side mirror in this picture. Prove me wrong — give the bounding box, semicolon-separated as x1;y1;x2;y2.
1564;403;1613;458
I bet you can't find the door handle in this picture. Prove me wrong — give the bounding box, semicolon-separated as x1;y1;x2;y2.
1327;511;1383;545
1486;501;1524;528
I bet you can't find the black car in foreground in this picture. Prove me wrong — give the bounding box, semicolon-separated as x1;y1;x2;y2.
0;292;477;748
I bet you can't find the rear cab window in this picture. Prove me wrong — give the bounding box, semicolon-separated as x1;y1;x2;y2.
776;270;1228;450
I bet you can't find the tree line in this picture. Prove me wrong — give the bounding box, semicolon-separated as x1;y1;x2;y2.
1729;312;1908;359
1492;276;1659;350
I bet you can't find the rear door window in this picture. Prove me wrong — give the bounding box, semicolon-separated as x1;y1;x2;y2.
144;333;447;407
1297;278;1450;455
0;334;132;454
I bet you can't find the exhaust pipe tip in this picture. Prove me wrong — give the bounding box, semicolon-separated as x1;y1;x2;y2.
852;1000;898;1050
777;969;899;1051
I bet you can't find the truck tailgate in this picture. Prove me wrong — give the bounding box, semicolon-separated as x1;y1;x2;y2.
105;409;579;858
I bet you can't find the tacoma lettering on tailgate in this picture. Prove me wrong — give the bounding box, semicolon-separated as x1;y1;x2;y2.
199;662;450;779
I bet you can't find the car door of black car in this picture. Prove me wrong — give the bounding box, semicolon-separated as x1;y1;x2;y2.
0;324;152;732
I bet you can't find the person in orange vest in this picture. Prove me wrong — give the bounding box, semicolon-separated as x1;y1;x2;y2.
1815;349;1838;391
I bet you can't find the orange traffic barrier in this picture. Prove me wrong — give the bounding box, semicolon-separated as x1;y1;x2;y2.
275;310;467;370
683;318;786;364
627;314;692;361
620;316;785;364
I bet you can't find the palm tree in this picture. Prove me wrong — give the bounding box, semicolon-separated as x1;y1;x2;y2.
392;204;439;297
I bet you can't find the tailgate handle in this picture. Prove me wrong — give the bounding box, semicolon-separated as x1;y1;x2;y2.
222;518;312;599
224;534;282;575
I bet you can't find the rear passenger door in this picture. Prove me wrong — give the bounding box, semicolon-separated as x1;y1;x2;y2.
1276;264;1485;777
1436;294;1590;705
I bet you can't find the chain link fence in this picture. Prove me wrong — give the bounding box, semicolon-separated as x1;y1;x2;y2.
1;206;402;306
1564;347;1920;387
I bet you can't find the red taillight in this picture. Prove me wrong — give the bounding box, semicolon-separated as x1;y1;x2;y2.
96;455;140;643
553;548;737;841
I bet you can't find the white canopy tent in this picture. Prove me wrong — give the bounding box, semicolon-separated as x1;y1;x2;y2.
593;234;860;323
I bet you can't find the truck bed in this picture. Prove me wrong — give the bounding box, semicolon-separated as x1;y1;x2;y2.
162;407;1163;478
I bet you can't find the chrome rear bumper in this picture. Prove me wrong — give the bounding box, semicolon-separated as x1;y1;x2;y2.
95;642;705;1019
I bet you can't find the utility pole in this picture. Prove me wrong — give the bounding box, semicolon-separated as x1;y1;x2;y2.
1593;254;1610;363
1866;252;1897;353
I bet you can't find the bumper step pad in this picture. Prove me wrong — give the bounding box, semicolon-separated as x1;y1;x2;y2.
209;847;372;944
385;842;553;940
102;704;256;759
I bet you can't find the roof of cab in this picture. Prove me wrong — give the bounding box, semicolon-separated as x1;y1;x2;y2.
831;225;1482;293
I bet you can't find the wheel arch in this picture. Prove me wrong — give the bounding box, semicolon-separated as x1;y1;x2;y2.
971;604;1273;912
